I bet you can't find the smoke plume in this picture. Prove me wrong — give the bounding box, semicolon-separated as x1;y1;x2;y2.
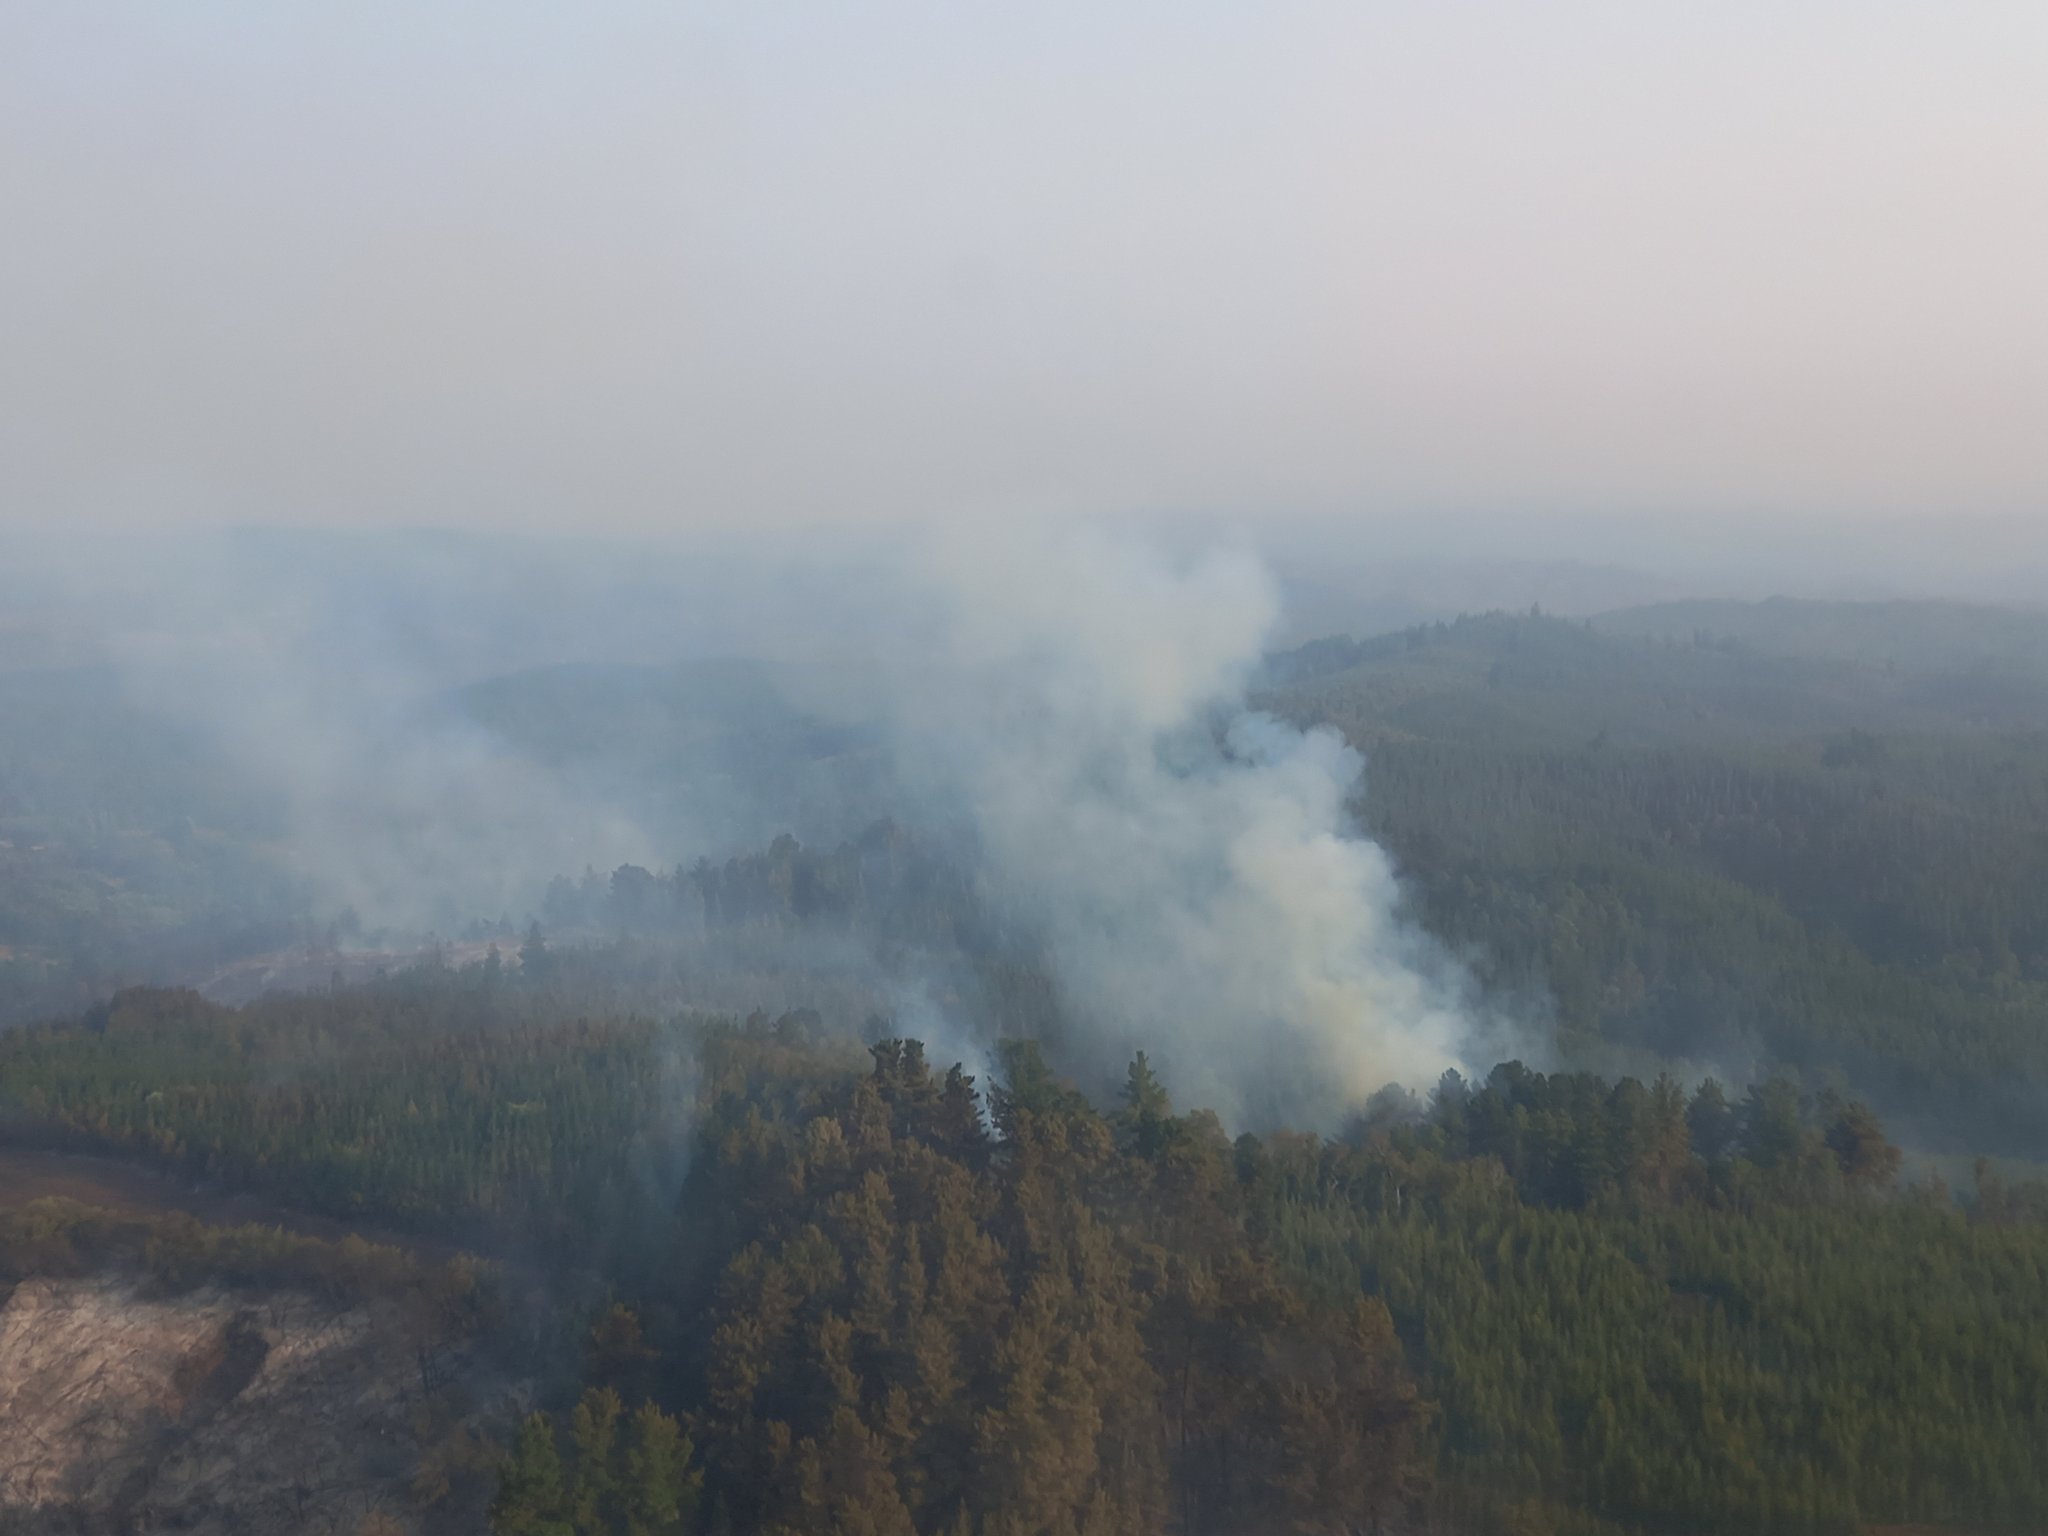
875;526;1474;1126
6;521;1484;1122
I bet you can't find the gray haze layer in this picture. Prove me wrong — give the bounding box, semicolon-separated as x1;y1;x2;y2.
5;4;2046;542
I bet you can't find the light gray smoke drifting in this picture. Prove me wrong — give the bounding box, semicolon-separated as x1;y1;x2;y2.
5;520;1484;1118
877;525;1474;1125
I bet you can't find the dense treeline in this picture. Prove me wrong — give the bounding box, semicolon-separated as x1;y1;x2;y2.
0;976;702;1257
5;978;2048;1532
511;1025;2048;1536
0;965;1020;1261
499;1034;1432;1536
536;819;991;954
1258;1065;2048;1531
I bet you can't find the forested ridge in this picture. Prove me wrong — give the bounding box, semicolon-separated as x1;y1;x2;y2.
11;598;2048;1165
7;598;2048;1531
1258;609;2048;1155
3;977;2046;1535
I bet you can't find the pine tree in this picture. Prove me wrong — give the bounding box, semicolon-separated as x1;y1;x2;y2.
491;1413;572;1536
789;1406;916;1536
568;1388;624;1536
1687;1078;1737;1162
1740;1078;1805;1170
1826;1101;1903;1188
623;1401;700;1536
1116;1053;1173;1159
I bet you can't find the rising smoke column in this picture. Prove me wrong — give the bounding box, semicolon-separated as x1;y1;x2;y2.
883;525;1473;1129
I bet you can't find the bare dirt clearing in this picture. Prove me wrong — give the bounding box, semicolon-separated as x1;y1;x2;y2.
0;1274;522;1533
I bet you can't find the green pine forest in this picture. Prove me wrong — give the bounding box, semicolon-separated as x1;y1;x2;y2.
2;966;2045;1535
4;597;2048;1533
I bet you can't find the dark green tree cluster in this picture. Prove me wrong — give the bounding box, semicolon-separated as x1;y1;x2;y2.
0;977;711;1255
492;1390;701;1536
538;820;984;952
8;976;2048;1533
1249;1065;2048;1534
633;1036;1430;1536
1423;1064;1904;1209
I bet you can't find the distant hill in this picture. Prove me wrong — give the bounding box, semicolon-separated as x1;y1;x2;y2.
443;657;892;854
1257;603;2048;1155
1261;606;2048;751
1595;595;2048;674
0;654;893;1028
1265;556;1684;646
0;665;310;1026
449;657;852;770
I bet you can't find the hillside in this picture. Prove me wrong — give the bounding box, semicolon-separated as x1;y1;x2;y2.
0;1199;523;1533
8;597;2048;1159
1595;597;2048;675
1258;606;2048;1154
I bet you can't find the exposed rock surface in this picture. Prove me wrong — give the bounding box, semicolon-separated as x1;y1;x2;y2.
0;1276;518;1534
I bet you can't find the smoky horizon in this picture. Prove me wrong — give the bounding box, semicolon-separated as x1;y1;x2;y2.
4;3;2046;546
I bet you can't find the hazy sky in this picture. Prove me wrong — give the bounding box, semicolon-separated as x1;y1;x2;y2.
5;2;2046;537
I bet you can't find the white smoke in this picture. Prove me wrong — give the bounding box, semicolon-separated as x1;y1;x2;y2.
6;519;1483;1119
879;524;1474;1127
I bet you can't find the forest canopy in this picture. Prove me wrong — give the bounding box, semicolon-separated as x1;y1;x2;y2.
4;977;2046;1535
